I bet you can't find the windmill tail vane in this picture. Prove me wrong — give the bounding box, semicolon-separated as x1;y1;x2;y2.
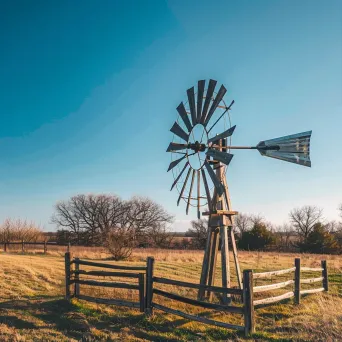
256;130;312;167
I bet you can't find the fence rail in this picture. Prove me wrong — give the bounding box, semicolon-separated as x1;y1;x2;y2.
253;258;328;307
64;254;328;337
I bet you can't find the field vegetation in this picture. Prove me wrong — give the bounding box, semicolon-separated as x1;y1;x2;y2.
0;248;341;341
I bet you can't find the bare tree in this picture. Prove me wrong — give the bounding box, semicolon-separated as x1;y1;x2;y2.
289;205;323;241
186;219;208;249
276;223;294;250
51;194;174;258
339;203;342;219
146;223;175;248
234;213;264;236
0;219;43;243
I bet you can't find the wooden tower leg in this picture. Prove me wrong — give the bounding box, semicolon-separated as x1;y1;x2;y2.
229;226;242;289
198;227;214;300
207;228;219;301
220;225;231;304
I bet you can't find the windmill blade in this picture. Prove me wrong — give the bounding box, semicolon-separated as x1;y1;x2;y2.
170;122;189;142
170;162;189;190
167;155;187;172
204;160;224;196
177;167;192;205
204;84;227;126
187;87;197;126
200;79;217;123
207;100;234;133
166;142;188;152
197;80;205;123
206;149;234;166
208;125;236;144
186;170;196;214
197;170;201;219
257;131;312;167
176;103;193;132
201;169;212;211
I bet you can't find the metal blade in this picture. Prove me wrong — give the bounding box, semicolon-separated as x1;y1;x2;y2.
170;162;189;190
170;122;189;142
204;84;227;126
208;125;236;144
166;142;188;152
186;170;196;214
201;169;212;211
187;87;197;126
177;167;192;205
200;79;217;123
176;102;192;132
204;160;224;196
197;170;201;219
206;149;234;166
197;80;205;123
167;155;187;172
257;131;312;167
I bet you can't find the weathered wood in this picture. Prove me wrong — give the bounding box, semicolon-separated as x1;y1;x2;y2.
253;291;294;306
300;277;323;284
76;259;146;271
202;210;238;216
64;252;71;301
295;258;301;304
74;257;80;297
229;227;242;289
153;277;243;295
75;279;139;290
138;273;145;313
4;243;7;252
74;270;140;278
301;267;323;272
44;240;47;254
220;225;230;304
321;260;328;291
145;257;154;315
21;240;24;253
253;267;296;279
300;287;325;295
207;230;219;300
152;303;245;331
243;270;255;336
77;294;140;308
254;280;294;293
198;226;213;300
153;289;244;314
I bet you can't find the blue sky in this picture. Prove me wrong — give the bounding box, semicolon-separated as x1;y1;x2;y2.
1;0;341;231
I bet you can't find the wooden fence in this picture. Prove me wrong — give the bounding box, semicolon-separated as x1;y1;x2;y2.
252;257;328;307
3;241;71;253
64;254;328;337
65;252;147;312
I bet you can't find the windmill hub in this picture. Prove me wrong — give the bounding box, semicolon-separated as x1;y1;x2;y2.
188;141;206;152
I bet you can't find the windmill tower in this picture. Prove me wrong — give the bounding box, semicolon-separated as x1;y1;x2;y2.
167;79;311;302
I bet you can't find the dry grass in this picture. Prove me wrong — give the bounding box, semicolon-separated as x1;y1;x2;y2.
0;249;341;341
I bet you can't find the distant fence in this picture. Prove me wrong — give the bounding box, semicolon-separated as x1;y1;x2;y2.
64;254;329;337
2;241;71;254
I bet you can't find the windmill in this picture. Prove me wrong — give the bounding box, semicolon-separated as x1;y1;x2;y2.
166;79;312;303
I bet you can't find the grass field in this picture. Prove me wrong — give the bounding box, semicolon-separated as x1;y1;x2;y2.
0;249;341;341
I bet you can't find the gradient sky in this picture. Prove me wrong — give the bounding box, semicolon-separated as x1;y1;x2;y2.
1;0;341;232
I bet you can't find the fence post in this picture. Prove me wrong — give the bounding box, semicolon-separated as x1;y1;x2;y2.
243;269;255;336
74;257;80;298
21;240;24;253
65;252;71;301
138;273;145;313
145;256;154;315
321;260;328;292
67;243;71;253
44;240;47;254
4;242;7;252
294;258;301;304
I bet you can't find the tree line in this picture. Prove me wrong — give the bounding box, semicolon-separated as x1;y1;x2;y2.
187;204;342;254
